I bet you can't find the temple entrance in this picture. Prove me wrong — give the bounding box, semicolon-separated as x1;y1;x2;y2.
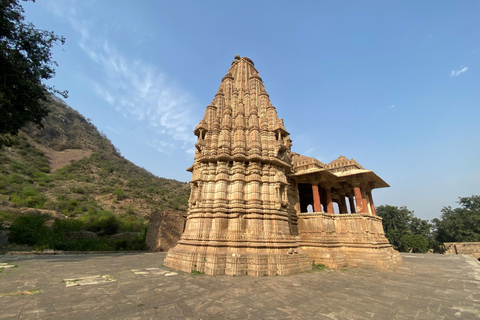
298;183;315;213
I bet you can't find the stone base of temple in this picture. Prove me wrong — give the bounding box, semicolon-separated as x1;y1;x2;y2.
297;212;404;270
164;244;312;276
300;244;403;270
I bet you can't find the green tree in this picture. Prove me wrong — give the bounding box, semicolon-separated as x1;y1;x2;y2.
0;0;67;144
376;205;412;247
433;195;480;243
400;234;429;253
9;212;51;246
376;205;433;251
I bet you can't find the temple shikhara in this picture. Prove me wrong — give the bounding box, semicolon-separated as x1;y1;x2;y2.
164;56;403;276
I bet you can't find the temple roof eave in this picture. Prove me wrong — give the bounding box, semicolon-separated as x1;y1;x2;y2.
333;169;390;189
289;168;389;190
289;168;338;183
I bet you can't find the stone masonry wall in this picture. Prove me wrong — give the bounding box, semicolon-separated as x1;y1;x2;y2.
298;213;403;270
444;242;480;260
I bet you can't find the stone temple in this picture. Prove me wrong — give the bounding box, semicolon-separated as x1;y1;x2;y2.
164;56;403;276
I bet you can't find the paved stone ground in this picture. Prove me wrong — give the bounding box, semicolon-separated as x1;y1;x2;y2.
0;252;478;319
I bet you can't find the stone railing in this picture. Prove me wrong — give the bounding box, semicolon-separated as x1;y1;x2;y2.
297;212;387;245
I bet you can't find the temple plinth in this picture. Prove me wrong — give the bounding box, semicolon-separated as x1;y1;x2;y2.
164;56;403;276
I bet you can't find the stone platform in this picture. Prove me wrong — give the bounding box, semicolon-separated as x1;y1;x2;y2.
0;252;478;319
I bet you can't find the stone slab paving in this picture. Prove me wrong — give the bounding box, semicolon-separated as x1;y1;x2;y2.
0;252;478;319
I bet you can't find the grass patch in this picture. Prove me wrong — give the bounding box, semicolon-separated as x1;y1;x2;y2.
190;265;204;275
0;289;42;297
190;270;204;275
312;261;328;271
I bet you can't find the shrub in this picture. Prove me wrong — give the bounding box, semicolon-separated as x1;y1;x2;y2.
9;213;52;246
80;211;120;235
10;187;47;208
146;186;157;194
70;186;84;194
125;206;135;216
52;218;85;233
99;186;113;194
51;236;113;251
32;172;54;185
113;237;146;251
127;179;138;187
118;214;144;232
9;161;27;173
113;223;148;251
8;173;25;185
0;211;16;229
39;166;50;173
113;188;127;200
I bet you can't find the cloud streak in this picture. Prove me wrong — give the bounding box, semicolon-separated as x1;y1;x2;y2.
83;38;198;154
450;67;468;77
46;1;198;154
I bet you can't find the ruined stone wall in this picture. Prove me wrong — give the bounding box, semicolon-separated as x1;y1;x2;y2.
146;210;187;252
444;242;480;260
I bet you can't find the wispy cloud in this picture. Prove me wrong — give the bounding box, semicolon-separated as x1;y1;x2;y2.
45;1;198;154
86;43;197;150
450;66;468;77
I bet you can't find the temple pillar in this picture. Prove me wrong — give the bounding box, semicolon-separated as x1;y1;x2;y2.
366;190;377;215
361;184;369;214
347;193;356;213
339;194;348;214
311;184;322;213
365;192;372;214
352;184;364;213
324;185;334;214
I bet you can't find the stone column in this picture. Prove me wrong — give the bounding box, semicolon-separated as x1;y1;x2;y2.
366;190;377;215
352;184;364;213
324;185;334;214
339;194;348;214
361;184;369;214
311;184;322;213
365;192;372;215
347;192;356;213
294;183;302;214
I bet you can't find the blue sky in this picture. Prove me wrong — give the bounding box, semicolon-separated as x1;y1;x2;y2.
23;1;479;221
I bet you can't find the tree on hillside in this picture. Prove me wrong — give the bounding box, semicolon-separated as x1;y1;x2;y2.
433;195;480;243
376;205;433;253
0;0;67;144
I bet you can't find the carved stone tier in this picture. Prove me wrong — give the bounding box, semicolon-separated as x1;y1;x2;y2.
298;212;404;270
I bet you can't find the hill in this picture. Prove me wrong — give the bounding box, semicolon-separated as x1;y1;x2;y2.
0;96;189;248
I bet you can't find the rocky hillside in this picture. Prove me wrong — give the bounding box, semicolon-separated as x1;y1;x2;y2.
0;96;189;230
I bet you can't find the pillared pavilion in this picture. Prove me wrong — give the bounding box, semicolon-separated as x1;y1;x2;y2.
164;56;403;276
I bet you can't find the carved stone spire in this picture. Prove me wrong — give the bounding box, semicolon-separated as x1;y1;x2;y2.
164;56;311;276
